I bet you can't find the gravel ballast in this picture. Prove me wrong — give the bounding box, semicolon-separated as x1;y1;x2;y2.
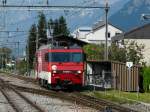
22;92;97;112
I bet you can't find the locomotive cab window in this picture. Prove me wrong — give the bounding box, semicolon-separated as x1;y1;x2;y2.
52;53;70;62
46;52;83;62
72;53;82;62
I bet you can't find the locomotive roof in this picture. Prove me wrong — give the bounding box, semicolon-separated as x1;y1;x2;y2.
38;44;82;50
38;35;86;51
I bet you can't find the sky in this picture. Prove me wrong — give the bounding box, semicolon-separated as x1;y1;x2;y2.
0;0;130;30
0;0;130;57
0;0;130;26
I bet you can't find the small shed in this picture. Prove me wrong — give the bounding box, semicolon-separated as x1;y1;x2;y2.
86;61;139;91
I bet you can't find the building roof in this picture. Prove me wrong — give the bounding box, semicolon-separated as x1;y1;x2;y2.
92;20;123;32
124;23;150;39
92;21;106;31
111;33;124;42
78;27;92;31
112;23;150;41
49;35;88;47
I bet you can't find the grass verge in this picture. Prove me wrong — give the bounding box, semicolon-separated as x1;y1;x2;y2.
82;90;150;104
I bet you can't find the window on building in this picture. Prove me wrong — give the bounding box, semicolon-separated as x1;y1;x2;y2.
121;40;124;45
115;32;121;35
108;32;111;38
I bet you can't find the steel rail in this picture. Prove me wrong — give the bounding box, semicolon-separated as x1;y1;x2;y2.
0;78;45;112
72;92;138;112
0;87;22;112
11;84;138;112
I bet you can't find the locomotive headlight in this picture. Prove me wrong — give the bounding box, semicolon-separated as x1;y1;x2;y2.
51;65;57;70
53;70;57;73
77;70;82;74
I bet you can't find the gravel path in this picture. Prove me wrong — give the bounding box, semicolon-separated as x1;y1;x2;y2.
22;92;97;112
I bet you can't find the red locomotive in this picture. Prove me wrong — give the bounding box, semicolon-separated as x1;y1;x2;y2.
35;44;85;89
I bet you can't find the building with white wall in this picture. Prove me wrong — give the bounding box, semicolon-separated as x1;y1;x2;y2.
72;27;92;42
72;21;123;45
86;21;123;44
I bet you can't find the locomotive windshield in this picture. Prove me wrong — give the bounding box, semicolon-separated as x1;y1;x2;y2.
46;52;83;62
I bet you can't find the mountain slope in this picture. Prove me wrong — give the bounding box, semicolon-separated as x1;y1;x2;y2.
110;0;150;31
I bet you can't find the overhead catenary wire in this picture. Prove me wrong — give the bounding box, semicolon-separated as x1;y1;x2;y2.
0;4;109;9
1;0;109;27
6;0;101;26
0;33;28;38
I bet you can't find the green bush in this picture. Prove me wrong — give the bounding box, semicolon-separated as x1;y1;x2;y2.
16;60;27;74
143;67;150;92
83;44;104;61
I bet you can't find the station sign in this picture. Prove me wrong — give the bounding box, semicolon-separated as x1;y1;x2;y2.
126;62;133;68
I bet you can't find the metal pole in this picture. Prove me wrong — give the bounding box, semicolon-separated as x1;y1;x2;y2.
51;28;54;48
16;41;19;74
27;37;29;76
17;41;19;58
49;22;54;47
14;43;17;72
128;68;131;92
35;27;39;78
36;29;39;51
105;2;109;60
2;49;3;71
137;67;139;99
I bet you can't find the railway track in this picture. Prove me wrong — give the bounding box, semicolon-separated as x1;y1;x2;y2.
0;73;139;112
0;78;45;112
71;92;138;112
9;84;138;112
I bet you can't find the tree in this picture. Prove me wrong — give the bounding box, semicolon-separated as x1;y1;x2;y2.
125;41;145;64
83;40;144;64
48;16;70;37
109;43;127;63
53;19;59;36
16;59;27;74
28;24;37;69
58;16;70;36
83;44;104;61
0;47;12;68
37;12;47;47
110;41;145;64
142;67;150;92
